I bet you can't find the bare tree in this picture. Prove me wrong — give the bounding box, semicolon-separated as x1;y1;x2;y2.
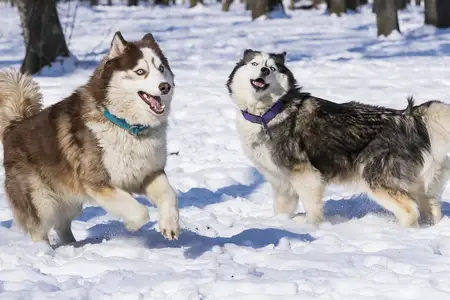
425;0;437;25
14;0;70;74
375;0;400;36
189;0;203;7
155;0;170;4
245;0;251;10
108;0;112;5
360;0;368;4
222;0;234;11
90;0;98;5
250;0;287;20
328;0;346;16
313;0;323;7
346;0;359;10
396;0;407;9
415;0;421;5
289;0;295;9
128;0;138;5
436;0;450;27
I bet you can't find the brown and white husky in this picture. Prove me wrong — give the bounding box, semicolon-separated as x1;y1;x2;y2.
0;31;179;245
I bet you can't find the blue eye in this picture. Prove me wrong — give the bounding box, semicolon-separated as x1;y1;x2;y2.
251;62;258;66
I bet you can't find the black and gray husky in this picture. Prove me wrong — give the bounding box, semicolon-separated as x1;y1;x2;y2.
226;49;450;227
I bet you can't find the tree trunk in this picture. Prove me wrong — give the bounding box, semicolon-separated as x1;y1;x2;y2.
415;0;421;5
329;0;346;16
360;0;368;5
251;0;268;19
250;0;285;20
425;0;437;25
289;0;295;9
155;0;170;4
107;0;112;5
375;0;400;36
245;0;251;10
222;0;234;11
396;0;407;9
128;0;138;5
346;0;358;10
189;0;203;7
313;0;323;8
90;0;98;5
436;0;450;28
268;0;286;16
14;0;70;75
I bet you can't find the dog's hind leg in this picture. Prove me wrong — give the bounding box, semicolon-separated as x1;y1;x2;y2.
56;221;76;244
5;170;52;244
368;188;420;227
55;204;82;244
273;187;299;216
289;164;324;224
426;196;442;225
416;158;450;225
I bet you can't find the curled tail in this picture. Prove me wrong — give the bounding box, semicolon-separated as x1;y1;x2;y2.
0;68;42;139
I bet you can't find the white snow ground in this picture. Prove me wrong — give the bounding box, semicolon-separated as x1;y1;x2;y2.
1;1;450;299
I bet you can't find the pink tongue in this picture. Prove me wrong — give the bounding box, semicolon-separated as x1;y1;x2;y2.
149;97;162;110
256;81;264;87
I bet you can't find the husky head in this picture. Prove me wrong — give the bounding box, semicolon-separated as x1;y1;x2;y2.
91;31;175;127
226;49;296;113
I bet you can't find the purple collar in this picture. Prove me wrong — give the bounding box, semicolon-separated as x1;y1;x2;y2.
241;98;286;136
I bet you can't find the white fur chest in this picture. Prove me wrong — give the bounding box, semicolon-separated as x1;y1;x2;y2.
236;115;285;180
87;122;167;191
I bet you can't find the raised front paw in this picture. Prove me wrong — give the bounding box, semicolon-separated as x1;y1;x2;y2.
159;205;180;240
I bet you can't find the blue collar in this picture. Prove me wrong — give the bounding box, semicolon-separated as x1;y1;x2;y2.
241;97;286;136
103;109;149;137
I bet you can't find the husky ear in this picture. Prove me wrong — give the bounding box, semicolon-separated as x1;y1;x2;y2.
243;49;254;57
242;49;258;63
273;51;287;64
109;31;127;59
142;33;156;43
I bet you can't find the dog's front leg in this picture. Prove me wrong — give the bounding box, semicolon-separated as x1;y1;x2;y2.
87;186;150;232
142;171;179;240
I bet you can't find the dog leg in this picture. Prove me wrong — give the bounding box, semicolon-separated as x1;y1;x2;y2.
424;162;450;225
273;187;299;216
55;220;76;244
289;165;324;224
142;171;179;240
369;188;420;227
55;204;81;244
429;197;442;225
30;228;50;244
87;186;149;232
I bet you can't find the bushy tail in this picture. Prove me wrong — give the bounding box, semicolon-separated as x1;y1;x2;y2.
0;68;42;139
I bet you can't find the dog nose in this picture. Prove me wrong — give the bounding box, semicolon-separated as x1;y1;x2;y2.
158;82;171;95
260;67;270;76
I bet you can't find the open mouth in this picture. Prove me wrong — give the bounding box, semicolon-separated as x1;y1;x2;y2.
250;78;269;91
138;91;165;115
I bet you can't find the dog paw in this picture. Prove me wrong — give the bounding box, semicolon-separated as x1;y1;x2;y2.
306;212;324;224
159;206;180;240
125;206;150;232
